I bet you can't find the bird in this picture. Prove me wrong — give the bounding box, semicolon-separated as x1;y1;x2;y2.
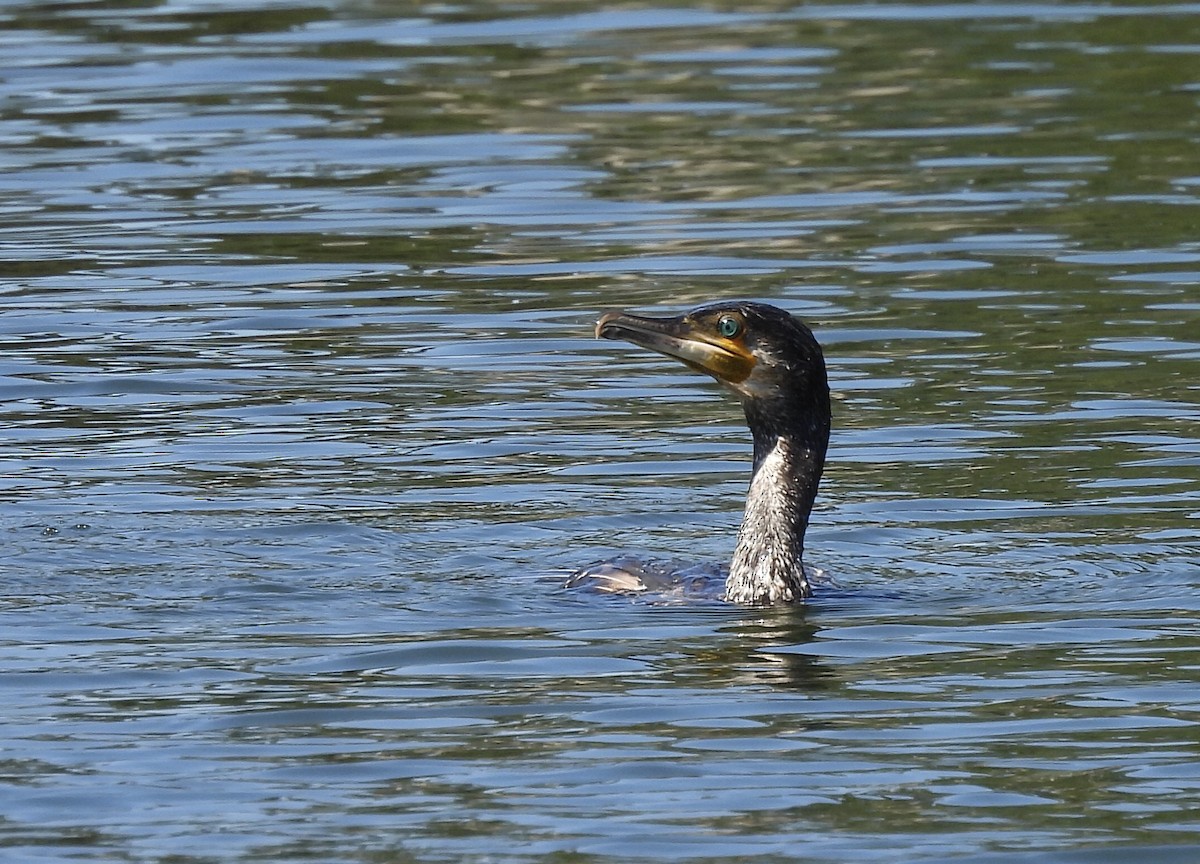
567;300;831;605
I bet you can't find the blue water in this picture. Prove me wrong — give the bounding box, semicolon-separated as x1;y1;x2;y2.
1;1;1199;861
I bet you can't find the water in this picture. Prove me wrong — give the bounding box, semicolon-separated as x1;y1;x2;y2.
2;1;1199;861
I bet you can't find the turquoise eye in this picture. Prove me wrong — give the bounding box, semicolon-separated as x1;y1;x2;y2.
717;315;741;338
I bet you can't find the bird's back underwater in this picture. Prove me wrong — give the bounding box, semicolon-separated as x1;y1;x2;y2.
565;557;833;606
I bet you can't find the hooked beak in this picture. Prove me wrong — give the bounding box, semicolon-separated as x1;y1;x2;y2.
595;309;755;384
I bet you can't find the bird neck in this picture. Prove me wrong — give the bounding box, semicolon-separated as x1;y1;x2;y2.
725;430;824;605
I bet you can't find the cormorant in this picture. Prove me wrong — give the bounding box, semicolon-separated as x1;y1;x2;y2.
568;301;830;605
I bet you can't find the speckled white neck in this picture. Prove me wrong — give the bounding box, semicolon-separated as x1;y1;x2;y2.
725;436;811;604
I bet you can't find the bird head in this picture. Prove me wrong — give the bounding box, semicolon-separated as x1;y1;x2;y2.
596;301;828;433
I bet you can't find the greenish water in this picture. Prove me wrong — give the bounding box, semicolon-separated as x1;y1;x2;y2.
1;2;1198;862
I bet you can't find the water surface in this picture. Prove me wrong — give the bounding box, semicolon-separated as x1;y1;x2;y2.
2;2;1199;862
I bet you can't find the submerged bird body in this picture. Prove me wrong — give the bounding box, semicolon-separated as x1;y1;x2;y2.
569;301;830;605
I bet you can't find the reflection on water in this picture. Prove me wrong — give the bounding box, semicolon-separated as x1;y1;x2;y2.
2;1;1199;861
